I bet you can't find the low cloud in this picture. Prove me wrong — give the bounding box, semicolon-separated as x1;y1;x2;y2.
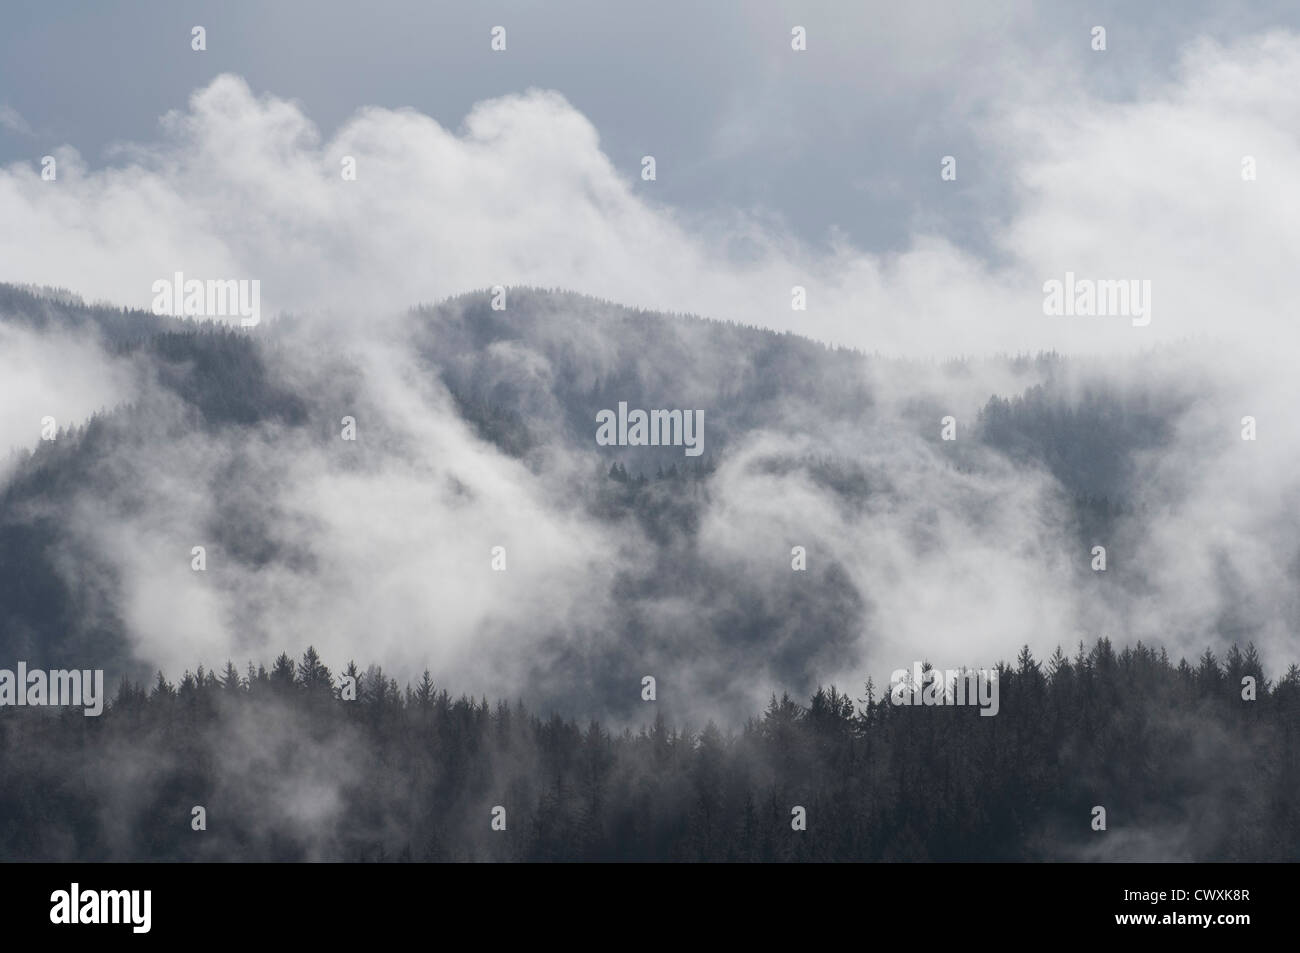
0;33;1295;360
2;32;1299;724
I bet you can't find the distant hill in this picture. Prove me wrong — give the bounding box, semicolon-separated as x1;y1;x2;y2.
0;283;1248;723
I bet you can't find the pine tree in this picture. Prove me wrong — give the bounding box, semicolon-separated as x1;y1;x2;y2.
296;646;332;697
270;652;295;692
220;660;244;695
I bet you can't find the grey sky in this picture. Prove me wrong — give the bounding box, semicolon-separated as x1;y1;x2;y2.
5;0;1298;259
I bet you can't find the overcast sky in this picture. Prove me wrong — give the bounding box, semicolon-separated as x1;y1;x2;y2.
2;1;1298;358
2;1;1297;249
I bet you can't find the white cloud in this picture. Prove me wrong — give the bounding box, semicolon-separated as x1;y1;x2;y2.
0;34;1296;364
0;323;134;478
0;104;33;136
5;32;1300;714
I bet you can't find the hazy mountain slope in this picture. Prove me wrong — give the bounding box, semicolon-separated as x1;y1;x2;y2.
0;284;1287;725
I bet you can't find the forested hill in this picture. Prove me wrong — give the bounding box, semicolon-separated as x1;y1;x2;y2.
0;283;1271;730
0;638;1294;861
0;282;1293;862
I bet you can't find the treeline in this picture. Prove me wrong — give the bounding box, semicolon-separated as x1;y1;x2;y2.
1;639;1296;862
